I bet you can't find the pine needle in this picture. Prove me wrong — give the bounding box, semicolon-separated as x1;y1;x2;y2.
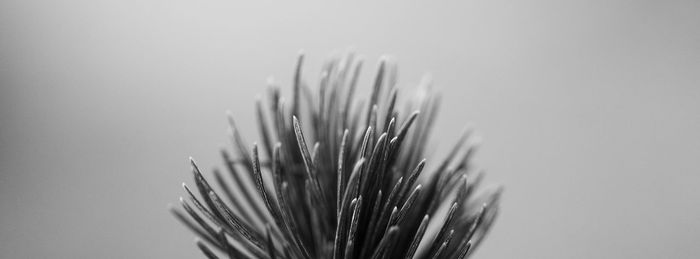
172;51;501;258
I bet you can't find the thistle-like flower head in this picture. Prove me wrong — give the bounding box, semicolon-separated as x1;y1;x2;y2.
172;51;501;259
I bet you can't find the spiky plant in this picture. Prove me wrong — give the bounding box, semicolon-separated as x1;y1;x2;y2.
171;51;501;259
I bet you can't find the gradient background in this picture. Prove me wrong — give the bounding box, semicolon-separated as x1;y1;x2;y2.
1;0;699;258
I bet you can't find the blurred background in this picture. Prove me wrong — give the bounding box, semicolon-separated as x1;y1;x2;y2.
1;0;699;258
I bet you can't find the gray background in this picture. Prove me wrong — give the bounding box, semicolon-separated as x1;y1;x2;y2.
1;0;699;258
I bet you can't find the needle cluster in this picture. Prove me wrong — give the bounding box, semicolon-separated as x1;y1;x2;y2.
172;51;501;259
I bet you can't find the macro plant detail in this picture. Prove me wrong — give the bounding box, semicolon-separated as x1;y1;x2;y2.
172;51;502;259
